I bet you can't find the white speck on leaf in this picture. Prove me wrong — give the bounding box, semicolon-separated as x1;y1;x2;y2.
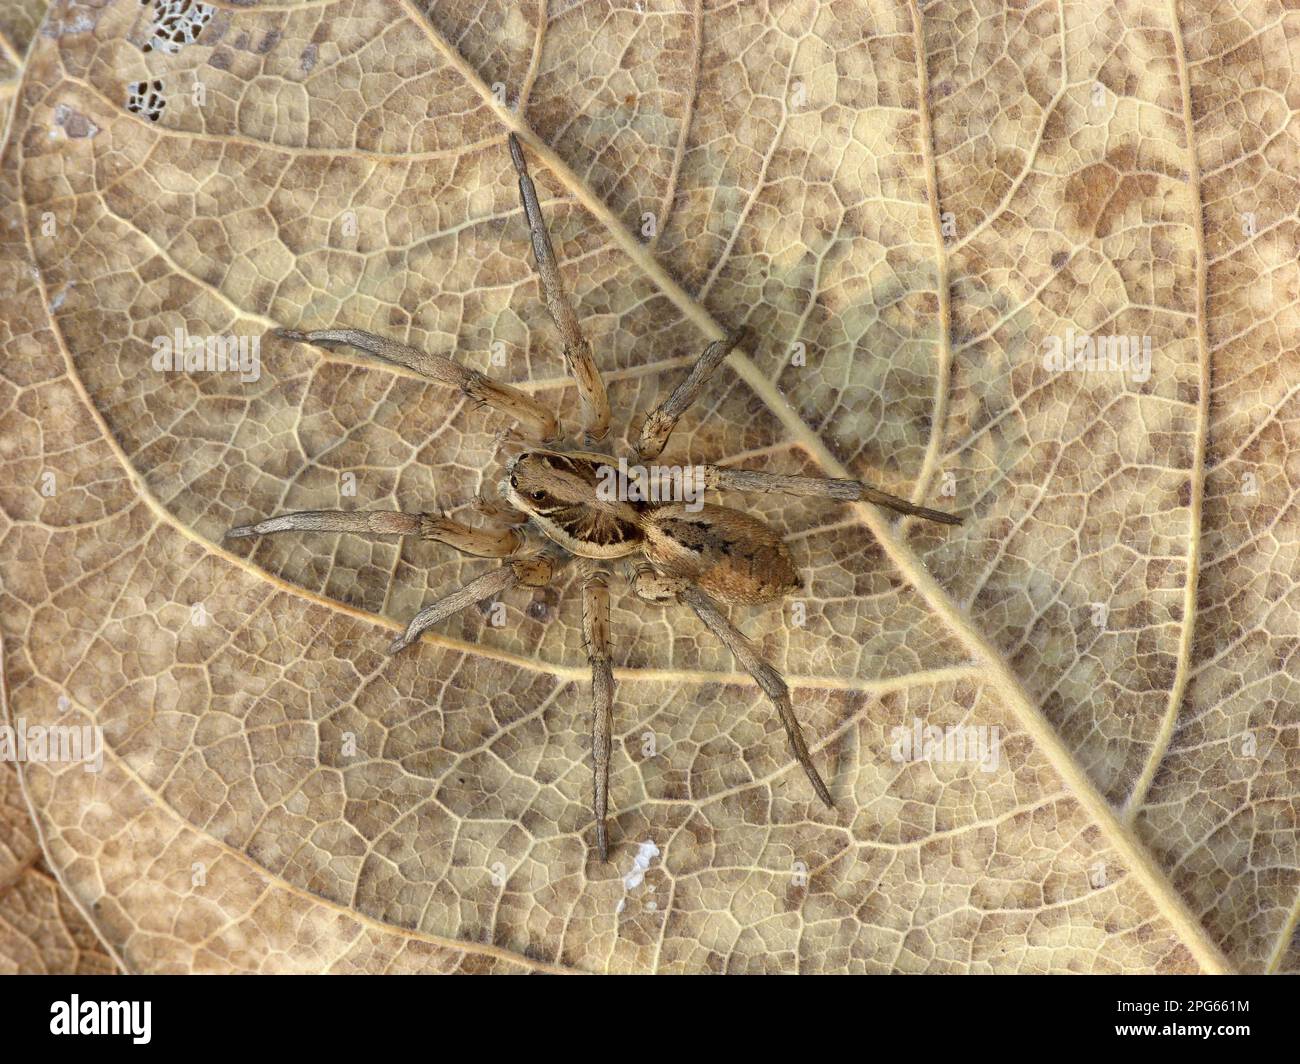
623;839;660;891
49;283;74;311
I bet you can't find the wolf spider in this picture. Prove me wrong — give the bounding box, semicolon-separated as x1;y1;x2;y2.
227;134;960;861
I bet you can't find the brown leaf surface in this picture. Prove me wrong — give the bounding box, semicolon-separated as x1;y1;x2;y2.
0;0;1295;973
0;740;116;974
0;0;123;976
0;0;48;128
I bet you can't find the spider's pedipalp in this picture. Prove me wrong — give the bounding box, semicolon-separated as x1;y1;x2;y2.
388;552;561;654
272;326;559;442
470;490;529;528
701;465;962;525
506;132;610;445
633;327;747;462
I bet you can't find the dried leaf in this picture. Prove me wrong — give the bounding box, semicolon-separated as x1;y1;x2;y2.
0;0;1295;974
0;0;124;977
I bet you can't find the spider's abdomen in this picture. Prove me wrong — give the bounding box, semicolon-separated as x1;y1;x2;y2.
642;503;801;605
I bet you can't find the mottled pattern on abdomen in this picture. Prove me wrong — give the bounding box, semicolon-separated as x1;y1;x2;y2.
643;503;800;605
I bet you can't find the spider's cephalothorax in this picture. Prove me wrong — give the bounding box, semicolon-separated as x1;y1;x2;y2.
501;450;646;559
226;133;961;861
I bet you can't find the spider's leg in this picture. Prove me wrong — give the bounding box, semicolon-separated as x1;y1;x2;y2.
388;552;561;653
226;509;523;557
471;491;529;528
273;327;558;443
506;132;610;445
633;328;746;462
419;514;524;556
580;563;614;861
700;465;962;526
631;568;833;808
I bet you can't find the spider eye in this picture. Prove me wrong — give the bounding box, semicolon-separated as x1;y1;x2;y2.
509;475;518;488
529;490;546;502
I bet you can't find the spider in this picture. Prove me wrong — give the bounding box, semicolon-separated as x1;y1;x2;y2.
226;133;961;861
